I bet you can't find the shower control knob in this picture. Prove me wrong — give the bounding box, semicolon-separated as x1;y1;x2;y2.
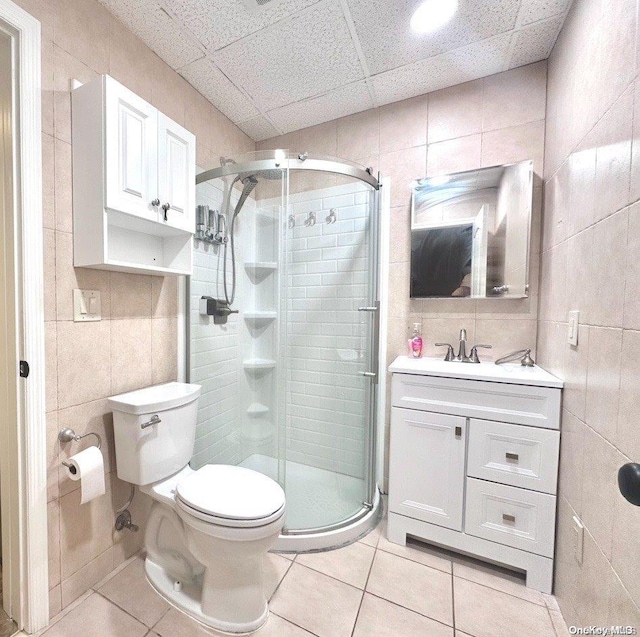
150;198;160;207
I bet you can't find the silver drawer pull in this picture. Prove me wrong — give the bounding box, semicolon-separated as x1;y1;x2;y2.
502;513;516;523
455;426;462;438
505;452;519;462
141;414;161;430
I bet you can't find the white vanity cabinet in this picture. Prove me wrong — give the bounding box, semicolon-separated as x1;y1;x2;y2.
387;356;563;593
72;75;195;275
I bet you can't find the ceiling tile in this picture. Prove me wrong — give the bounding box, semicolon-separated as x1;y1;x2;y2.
179;57;260;122
162;0;319;51
267;81;373;133
347;0;521;75
236;115;281;141
213;0;365;111
371;33;513;106
99;0;203;69
509;15;564;68
519;0;573;25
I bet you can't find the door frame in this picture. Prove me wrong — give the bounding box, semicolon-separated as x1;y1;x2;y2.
0;0;48;633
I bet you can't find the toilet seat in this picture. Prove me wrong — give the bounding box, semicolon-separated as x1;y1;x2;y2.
175;464;286;528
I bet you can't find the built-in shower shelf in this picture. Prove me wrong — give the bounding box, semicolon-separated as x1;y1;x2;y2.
247;403;270;416
244;262;278;277
244;311;277;325
243;358;277;371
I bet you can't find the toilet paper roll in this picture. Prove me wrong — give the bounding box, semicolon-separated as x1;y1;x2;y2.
66;446;105;504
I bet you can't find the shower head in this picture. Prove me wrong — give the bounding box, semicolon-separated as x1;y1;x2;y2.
233;175;259;217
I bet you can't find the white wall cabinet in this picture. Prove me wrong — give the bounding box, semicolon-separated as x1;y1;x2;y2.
387;356;563;594
72;75;195;276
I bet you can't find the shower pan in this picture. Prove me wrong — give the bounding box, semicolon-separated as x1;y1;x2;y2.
188;150;383;551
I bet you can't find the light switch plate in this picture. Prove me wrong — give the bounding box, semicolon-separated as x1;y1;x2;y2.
568;310;579;346
572;515;584;564
73;289;101;322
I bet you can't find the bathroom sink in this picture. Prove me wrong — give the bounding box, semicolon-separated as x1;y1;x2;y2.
388;355;563;388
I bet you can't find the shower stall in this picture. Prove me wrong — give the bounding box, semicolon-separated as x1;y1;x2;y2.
188;150;383;551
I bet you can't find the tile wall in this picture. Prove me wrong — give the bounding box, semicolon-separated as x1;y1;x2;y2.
14;0;253;619
539;0;640;627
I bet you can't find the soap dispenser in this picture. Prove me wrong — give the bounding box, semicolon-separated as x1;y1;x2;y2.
408;323;423;358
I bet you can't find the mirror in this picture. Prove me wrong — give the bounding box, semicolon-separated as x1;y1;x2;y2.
410;160;533;299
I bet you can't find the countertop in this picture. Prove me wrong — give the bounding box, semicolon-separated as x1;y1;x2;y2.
388;355;563;388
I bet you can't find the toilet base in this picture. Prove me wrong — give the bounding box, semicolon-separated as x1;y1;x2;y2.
145;556;269;634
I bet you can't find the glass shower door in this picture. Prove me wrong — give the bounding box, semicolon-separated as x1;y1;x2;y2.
279;171;379;532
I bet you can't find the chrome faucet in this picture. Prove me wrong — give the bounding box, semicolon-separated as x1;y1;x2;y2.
435;328;492;363
454;329;468;362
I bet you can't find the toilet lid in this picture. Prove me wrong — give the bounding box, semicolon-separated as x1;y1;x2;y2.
176;465;285;521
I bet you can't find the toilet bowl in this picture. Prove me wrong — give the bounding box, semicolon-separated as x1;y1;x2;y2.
108;383;286;634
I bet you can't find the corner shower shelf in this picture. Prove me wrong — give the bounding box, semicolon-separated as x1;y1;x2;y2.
247;403;270;416
243;358;277;371
244;262;278;279
244;311;277;325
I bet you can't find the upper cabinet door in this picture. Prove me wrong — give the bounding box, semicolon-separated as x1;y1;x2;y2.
104;77;158;222
157;113;196;233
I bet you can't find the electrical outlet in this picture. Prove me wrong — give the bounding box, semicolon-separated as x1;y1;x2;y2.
572;515;584;564
568;310;579;346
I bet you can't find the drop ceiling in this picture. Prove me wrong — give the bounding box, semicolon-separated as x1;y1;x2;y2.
99;0;572;141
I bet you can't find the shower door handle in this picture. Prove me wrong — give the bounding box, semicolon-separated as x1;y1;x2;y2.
358;301;380;384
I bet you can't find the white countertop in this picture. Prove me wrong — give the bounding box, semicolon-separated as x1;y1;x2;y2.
389;355;563;388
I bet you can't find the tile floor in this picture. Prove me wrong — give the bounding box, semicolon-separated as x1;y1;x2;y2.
37;519;570;637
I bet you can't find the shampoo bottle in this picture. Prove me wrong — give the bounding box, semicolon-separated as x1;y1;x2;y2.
408;323;423;358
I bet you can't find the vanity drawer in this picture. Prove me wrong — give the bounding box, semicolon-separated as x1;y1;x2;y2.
464;478;556;558
391;373;561;429
467;419;559;494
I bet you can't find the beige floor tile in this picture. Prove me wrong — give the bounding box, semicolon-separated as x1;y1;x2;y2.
253;613;316;636
353;593;453;637
270;563;363;637
366;550;453;626
454;578;556;637
360;521;383;548
98;556;170;627
41;592;146;637
377;533;452;573
264;553;293;600
549;609;571;637
296;541;375;589
452;561;546;606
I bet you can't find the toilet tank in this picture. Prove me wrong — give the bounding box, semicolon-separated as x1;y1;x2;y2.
108;382;202;485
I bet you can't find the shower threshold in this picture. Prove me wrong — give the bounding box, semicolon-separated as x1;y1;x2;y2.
239;454;381;553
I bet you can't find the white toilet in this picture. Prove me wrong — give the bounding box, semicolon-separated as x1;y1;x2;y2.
108;382;286;634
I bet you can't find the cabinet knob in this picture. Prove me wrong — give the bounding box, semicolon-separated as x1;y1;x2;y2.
151;198;160;207
161;202;171;221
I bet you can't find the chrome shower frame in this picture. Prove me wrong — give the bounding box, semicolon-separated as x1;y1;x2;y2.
190;151;383;552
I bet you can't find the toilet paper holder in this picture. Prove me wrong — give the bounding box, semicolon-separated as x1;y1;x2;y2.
58;428;102;475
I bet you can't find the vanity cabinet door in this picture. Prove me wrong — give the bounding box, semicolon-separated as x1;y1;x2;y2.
157;113;195;233
104;76;158;223
389;408;466;531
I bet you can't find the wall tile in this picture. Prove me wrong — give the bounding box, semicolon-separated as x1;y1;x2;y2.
42;133;55;229
623;201;640;330
474;318;538;361
152;276;179;318
482;62;547;132
60;547;115;608
585;327;622;443
53;139;73;233
57;321;111;409
379;146;426;209
110;273;152;319
47;411;60;502
611;478;640;608
482;120;545;176
110;319;153;395
55;232;111;322
617;329;640;461
337;109;380;162
379;94;427;153
558;410;585;515
48;499;61;590
151;317;178;385
426;134;481;177
45;321;58;413
427;80;482;144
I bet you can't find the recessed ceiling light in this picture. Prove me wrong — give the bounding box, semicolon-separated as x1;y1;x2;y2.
410;0;458;34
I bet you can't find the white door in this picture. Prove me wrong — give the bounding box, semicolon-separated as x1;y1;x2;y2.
157;113;195;233
104;76;158;222
389;408;467;531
